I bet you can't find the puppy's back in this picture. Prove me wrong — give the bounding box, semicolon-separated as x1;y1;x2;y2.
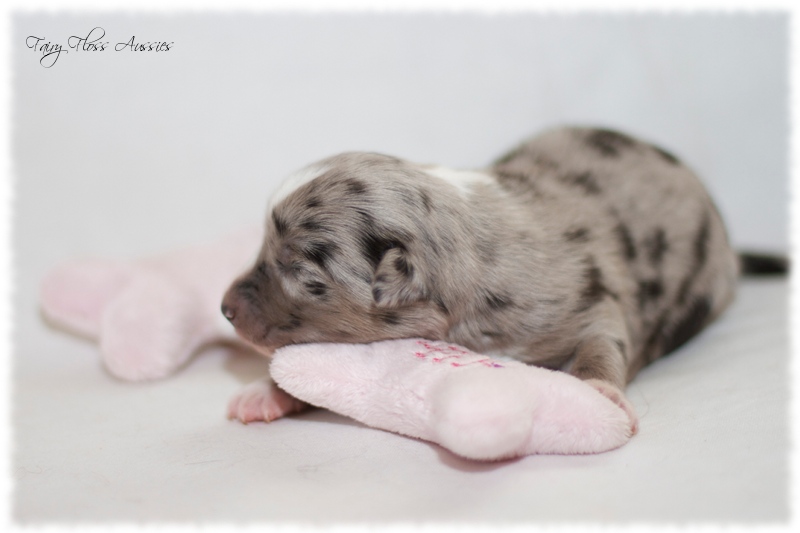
492;126;738;378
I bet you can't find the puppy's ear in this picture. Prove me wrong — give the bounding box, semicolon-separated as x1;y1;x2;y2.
371;247;426;308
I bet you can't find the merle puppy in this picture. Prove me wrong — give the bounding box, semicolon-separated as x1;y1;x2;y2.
221;126;776;431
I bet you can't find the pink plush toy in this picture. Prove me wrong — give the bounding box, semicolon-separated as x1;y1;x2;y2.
40;226;633;461
270;340;631;459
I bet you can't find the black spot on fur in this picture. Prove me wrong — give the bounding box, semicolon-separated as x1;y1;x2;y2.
354;270;372;284
564;227;591;242
379;311;401;326
576;257;618;312
434;295;449;315
256;261;268;277
494;168;549;199
694;214;711;269
236;279;259;294
275;258;293;276
615;222;638;261
300;218;323;232
303;241;338;270
663;297;712;355
360;230;403;269
272;211;287;237
304;281;328;298
585;128;636;157
565;172;601;195
643;314;668;363
235;279;261;306
278;314;303;332
344;178;367;195
354;208;376;228
372;286;383;303
485;291;514;310
637;279;664;309
645;228;669;266
580;263;606;307
676;276;693;306
674;215;712;306
652;145;680;165
305;196;322;209
394;256;412;277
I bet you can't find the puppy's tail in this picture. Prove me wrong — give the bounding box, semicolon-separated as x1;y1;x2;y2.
738;252;789;276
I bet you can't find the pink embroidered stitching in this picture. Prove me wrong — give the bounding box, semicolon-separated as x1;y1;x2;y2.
412;340;503;368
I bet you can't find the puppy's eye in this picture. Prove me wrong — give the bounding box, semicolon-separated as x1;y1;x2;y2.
304;281;328;298
276;259;297;275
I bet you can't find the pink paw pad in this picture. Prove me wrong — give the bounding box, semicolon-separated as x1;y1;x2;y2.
227;379;308;424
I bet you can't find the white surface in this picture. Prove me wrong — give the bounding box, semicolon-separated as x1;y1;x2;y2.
12;13;789;523
14;279;789;522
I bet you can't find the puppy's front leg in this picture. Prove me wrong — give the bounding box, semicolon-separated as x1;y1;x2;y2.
566;302;639;435
228;375;309;424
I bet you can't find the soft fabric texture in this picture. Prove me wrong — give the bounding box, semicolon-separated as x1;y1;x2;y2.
39;226;261;380
271;339;631;460
39;227;632;460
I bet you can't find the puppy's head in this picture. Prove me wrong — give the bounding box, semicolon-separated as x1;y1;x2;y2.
221;152;452;352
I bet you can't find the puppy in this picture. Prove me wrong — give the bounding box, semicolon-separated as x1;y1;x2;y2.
221;126;750;430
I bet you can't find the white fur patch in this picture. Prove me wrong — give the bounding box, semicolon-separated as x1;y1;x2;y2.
423;165;495;197
267;162;329;211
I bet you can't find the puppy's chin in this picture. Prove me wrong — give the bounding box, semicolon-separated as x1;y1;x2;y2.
231;333;275;357
234;326;323;356
253;344;277;358
224;323;277;356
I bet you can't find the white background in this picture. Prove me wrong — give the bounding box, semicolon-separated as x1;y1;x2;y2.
11;12;790;523
14;13;788;261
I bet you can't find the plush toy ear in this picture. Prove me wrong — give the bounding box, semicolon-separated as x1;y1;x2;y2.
370;247;426;308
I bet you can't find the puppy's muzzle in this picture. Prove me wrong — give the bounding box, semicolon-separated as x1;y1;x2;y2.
220;278;273;345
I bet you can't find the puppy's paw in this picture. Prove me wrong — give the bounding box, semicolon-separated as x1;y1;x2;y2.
228;378;308;424
584;379;639;436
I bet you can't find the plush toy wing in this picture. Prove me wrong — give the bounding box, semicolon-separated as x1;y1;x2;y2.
39;227;262;381
270;339;632;461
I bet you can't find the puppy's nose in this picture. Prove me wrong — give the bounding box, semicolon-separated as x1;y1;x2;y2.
221;302;237;323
